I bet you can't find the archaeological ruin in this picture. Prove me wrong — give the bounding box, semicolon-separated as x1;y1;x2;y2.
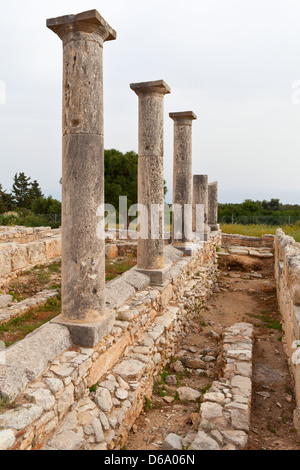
0;9;300;452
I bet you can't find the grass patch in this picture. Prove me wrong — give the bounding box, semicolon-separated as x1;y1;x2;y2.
220;223;300;242
200;383;212;395
105;258;137;282
144;396;152;411
89;383;98;393
0;294;61;347
246;311;282;331
8;288;23;302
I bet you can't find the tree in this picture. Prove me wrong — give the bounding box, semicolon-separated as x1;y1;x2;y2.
12;172;31;208
104;148;169;225
104;149;138;210
31;196;61;215
29;180;43;202
0;184;14;213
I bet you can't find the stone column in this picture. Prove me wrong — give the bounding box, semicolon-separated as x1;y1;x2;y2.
169;112;197;253
47;10;117;347
193;175;210;241
208;181;219;232
130;80;171;285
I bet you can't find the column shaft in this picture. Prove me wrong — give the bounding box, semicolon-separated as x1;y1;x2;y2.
130;80;170;272
47;10;116;346
208;181;219;231
193;175;210;240
170;112;197;247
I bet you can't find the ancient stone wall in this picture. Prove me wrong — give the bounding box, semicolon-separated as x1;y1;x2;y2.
274;228;300;431
0;234;220;450
0;226;54;244
221;233;275;249
0;228;61;287
179;322;253;450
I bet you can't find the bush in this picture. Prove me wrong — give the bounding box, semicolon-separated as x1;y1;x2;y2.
0;211;61;229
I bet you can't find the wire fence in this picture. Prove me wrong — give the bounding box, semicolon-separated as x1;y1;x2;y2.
219;215;300;226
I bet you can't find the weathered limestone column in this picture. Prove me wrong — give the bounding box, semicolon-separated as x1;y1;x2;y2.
169;112;197;252
130;80;171;285
192;175;210;241
47;10;117;347
208;181;219;232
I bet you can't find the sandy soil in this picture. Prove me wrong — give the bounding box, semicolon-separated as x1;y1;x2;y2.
125;260;300;451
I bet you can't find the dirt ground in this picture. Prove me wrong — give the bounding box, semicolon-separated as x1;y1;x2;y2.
1;262;61;300
125;259;300;451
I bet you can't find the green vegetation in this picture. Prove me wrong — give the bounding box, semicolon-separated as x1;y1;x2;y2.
104;149;168;226
105;257;136;282
220;223;300;242
144;396;152;411
0;172;61;228
219;198;300;225
246;311;282;332
219;198;300;241
89;384;98;393
200;383;212;395
1;150;169;229
0;295;61;347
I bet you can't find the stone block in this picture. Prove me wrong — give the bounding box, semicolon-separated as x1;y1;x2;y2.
11;244;28;271
122;268;150;291
44;237;61;260
27;241;47;265
52;309;115;348
0;323;72;399
135;265;171;286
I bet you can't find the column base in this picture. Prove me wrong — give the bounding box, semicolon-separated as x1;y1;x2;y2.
51;309;115;348
172;243;200;257
135;265;171;286
209;224;220;232
193;232;210;242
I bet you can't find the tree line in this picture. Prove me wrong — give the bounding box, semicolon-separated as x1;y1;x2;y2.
0;173;61;214
6;150;296;229
219;199;300;225
0;149;146;228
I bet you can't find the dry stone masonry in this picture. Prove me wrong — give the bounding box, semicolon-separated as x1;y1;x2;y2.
0;290;59;325
162;322;253;450
0;7;230;451
0;235;220;450
0;227;61;288
275;229;300;431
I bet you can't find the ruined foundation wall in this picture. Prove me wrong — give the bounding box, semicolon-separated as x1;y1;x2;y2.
0;227;55;244
0;233;220;450
221;233;274;249
274;229;300;431
0;228;61;287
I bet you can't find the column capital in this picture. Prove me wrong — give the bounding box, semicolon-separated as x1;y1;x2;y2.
194;174;208;183
169;111;197;124
130;80;171;97
47;9;117;42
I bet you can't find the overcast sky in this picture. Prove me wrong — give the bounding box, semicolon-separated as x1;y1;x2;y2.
1;0;300;204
